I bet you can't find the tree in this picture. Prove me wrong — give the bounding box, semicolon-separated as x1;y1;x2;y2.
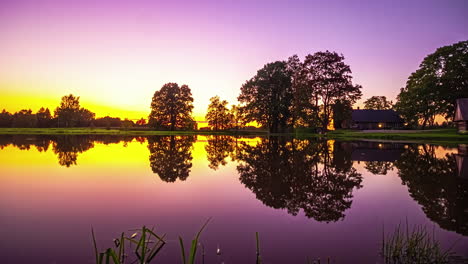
148;83;194;131
395;41;468;127
136;118;146;126
54;94;95;127
300;51;362;130
236;138;362;222
12;109;37;128
238;61;293;133
205;96;233;130
0;109;13;127
230;104;243;130
363;96;393;110
36;107;52;128
205;135;236;170
148;136;196;182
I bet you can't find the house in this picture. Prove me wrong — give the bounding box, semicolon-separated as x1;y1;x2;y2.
455;98;468;133
350;109;404;130
350;142;405;162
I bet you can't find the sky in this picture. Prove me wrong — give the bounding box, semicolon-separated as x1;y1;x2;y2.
0;0;467;121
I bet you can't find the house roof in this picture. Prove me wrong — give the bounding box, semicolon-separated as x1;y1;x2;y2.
352;109;404;123
455;98;468;121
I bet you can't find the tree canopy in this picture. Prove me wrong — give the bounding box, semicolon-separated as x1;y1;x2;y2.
54;94;95;127
205;96;233;130
148;83;194;131
395;40;468;128
363;96;393;110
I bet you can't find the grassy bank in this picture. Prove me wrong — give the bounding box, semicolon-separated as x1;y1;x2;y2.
324;128;468;144
0;127;269;136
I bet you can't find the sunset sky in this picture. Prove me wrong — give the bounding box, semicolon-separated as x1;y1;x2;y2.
1;0;467;121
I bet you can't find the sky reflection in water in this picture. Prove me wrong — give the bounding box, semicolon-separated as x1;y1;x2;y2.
0;135;467;263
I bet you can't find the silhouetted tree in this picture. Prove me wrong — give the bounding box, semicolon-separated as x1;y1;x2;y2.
395;41;468;127
148;136;196;182
136;118;146;126
52;136;94;167
206;96;233;130
395;145;468;235
238;61;293;133
205;135;236;170
332;99;353;129
36;107;52;128
12;109;37;128
299;51;362;130
54;94;95;127
364;161;394;175
236;138;362;222
0;109;13;127
148;83;194;131
364;96;393;110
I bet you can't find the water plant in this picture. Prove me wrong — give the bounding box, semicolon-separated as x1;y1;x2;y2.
381;222;459;264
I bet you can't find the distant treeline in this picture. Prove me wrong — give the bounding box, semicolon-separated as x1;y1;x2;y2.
0;94;146;128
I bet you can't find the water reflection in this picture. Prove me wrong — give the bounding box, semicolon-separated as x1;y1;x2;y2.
395;144;468;236
236;138;363;222
1;135;467;233
148;136;196;182
204;135;236;170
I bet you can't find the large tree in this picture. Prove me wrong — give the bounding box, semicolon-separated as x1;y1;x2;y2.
36;107;52;128
363;96;393;110
395;40;468;127
300;51;362;130
54;94;95;127
238;61;293;133
148;83;194;131
205;96;233;130
12;109;37;128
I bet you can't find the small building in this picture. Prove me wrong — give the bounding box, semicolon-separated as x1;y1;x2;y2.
455;98;468;133
350;109;404;130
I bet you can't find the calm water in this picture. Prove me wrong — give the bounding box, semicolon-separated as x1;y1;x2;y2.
0;135;467;263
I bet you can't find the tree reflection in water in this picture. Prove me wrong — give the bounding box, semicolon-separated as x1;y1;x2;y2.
395;145;468;236
236;138;363;222
148;136;196;182
205;135;236;170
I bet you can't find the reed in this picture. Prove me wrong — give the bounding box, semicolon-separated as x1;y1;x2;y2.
381;222;458;264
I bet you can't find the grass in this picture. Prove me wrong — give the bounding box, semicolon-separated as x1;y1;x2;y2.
0;127;268;136
381;222;459;264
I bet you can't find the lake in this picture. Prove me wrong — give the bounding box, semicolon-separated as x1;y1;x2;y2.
0;135;467;263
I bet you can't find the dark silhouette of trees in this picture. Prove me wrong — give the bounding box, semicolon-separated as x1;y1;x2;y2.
364;161;394;175
364;96;393;110
205;135;236;170
238;52;361;132
12;109;37;128
148;136;196;182
148;83;194;131
298;51;362;130
0;110;13;127
395;41;468;128
52;136;95;167
136;118;147;126
54;94;95;127
36;107;53;128
236;138;362;222
395;145;468;235
205;96;233;130
238;61;293;133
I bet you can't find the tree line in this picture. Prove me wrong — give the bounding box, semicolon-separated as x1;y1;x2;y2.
0;94;146;128
2;41;465;131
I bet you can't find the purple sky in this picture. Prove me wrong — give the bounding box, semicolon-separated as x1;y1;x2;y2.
0;0;467;118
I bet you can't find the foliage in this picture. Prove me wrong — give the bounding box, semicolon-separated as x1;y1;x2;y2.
92;226;166;264
236;138;362;222
205;135;236;170
0;109;13;127
148;136;196;182
54;94;95;127
395;41;468;128
148;83;194;131
205;96;233;130
364;96;393;110
36;107;53;128
12;109;37;128
382;222;456;264
238;61;293;133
